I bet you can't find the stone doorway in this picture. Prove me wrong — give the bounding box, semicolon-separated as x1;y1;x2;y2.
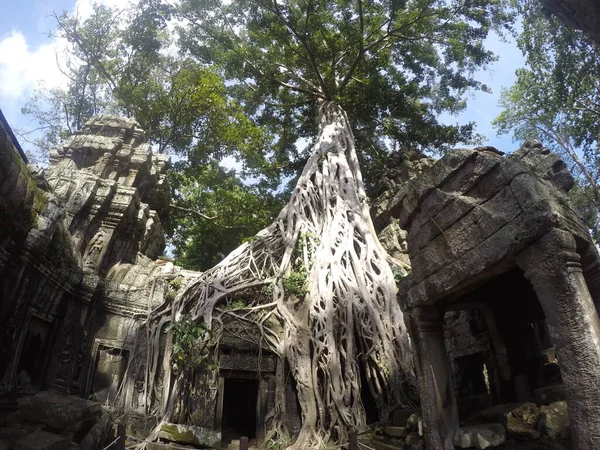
16;315;52;387
220;376;259;444
91;346;129;404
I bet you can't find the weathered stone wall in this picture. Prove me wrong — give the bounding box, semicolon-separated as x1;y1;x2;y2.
0;113;178;410
0;109;83;390
0;113;296;446
379;141;600;449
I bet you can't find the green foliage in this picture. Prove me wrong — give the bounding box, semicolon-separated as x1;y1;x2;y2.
282;271;308;297
391;266;406;285
21;1;285;268
169;162;285;270
266;439;285;450
166;277;184;301
166;315;211;371
169;277;183;290
224;298;248;310
178;0;514;193
22;0;518;268
262;283;275;297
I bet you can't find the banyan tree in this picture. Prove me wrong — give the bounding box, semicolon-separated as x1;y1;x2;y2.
133;0;511;447
142;101;416;449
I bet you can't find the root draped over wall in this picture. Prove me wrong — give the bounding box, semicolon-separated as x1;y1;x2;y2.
138;101;416;449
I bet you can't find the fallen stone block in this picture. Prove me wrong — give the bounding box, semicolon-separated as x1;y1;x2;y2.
391;408;415;427
17;392;101;432
479;402;540;440
539;401;569;439
383;426;408;438
405;432;424;450
454;423;506;449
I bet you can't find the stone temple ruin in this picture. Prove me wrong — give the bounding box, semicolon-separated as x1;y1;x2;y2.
2;107;600;450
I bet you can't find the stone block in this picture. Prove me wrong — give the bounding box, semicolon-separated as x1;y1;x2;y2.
535;385;565;405
479;402;540;440
17;392;101;431
157;423;221;447
443;152;501;195
454;423;506;449
405;201;561;307
383;426;408;438
80;412;111;450
539;401;569;440
410;185;521;284
391;408;414;427
398;149;477;228
15;430;70;450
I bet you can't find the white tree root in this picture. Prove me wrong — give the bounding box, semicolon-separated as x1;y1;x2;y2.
137;101;416;449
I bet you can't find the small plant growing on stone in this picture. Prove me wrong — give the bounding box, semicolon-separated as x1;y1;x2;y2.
282;271;308;297
169;277;183;290
166;277;184;301
224;298;247;310
262;282;275;296
391;266;406;285
166;315;210;371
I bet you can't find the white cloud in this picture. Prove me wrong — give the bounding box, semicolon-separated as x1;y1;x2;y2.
0;0;139;103
0;30;66;101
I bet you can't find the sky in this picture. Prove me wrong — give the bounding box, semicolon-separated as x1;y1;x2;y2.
0;0;526;157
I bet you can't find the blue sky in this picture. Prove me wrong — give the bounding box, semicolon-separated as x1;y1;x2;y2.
0;0;526;155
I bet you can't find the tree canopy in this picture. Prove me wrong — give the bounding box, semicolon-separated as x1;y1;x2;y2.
178;0;513;192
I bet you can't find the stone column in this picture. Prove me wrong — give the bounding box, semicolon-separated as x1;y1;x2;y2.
406;306;458;450
516;228;600;448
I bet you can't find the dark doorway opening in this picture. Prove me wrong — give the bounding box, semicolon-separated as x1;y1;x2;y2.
455;353;488;398
92;346;129;403
452;267;550;405
222;377;258;440
17;316;52;386
358;359;379;424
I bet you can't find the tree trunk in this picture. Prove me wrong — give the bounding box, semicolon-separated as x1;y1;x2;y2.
141;101;416;449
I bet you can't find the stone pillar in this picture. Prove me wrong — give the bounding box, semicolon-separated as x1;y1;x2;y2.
406;306;458;450
516;228;600;448
579;243;600;311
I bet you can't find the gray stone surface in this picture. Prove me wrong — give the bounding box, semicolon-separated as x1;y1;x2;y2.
0;114;192;418
479;402;540;440
157;422;221;447
15;430;70;450
535;385;566;405
391;408;415;427
454;423;506;449
80;412;111;450
539;401;570;440
18;392;101;431
378;141;600;449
